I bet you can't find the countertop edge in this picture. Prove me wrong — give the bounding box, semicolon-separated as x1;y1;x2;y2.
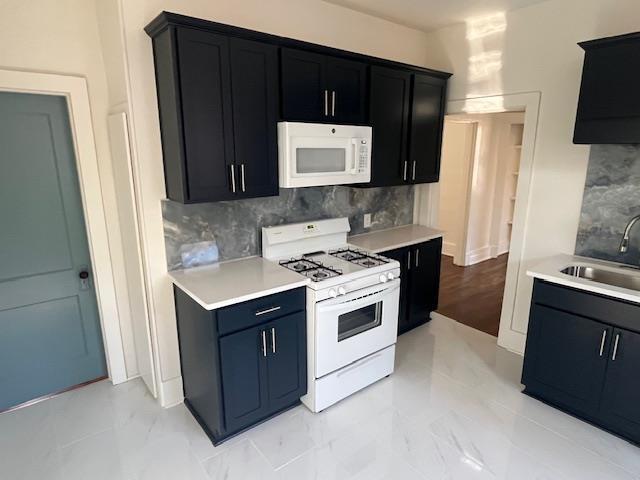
169;275;309;311
349;225;444;253
363;233;444;253
526;254;640;305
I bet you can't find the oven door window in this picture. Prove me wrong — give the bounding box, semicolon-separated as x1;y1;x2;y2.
338;301;382;342
296;148;346;174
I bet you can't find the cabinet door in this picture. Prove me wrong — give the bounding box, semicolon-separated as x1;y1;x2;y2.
598;328;640;442
219;325;269;433
407;238;442;330
409;74;446;184
265;312;307;411
368;66;411;186
522;304;611;417
176;28;235;202
229;38;279;198
281;48;327;122
382;247;409;334
326;57;368;124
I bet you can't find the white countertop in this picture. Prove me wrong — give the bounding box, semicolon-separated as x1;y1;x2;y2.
349;224;444;253
168;256;310;310
527;254;640;304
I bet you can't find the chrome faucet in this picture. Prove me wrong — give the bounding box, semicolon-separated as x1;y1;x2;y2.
620;214;640;253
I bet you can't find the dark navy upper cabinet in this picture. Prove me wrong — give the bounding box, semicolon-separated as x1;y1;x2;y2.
149;26;279;203
174;286;306;445
523;280;640;445
382;237;442;335
409;74;446;184
281;48;367;124
365;67;448;187
229;38;280;199
281;48;327;122
574;32;640;144
368;66;411;187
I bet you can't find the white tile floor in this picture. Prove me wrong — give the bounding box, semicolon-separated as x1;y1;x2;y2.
3;313;640;480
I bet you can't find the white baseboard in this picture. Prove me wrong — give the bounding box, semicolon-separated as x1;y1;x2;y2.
442;241;457;257
464;246;492;266
158;376;184;408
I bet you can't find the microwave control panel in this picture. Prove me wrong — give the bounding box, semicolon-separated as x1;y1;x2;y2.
358;139;369;173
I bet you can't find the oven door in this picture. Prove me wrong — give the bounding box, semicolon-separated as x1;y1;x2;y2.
315;279;400;378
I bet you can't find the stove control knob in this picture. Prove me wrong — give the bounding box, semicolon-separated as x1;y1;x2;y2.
379;274;388;283
387;272;395;281
328;289;338;298
337;286;347;296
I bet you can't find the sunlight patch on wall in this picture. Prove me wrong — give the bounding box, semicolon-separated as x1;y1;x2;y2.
462;12;507;111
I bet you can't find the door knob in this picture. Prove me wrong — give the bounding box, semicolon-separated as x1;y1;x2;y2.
78;269;90;290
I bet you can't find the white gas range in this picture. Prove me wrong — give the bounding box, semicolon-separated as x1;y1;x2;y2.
262;217;400;412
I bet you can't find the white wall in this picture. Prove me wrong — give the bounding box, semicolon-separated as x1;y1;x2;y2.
437;121;475;260
422;0;640;352
115;0;433;405
0;0;140;379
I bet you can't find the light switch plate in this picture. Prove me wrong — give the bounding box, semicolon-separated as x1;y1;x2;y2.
363;213;372;228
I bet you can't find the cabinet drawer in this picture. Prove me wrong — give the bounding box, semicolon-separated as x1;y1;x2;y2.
217;288;305;336
533;280;640;334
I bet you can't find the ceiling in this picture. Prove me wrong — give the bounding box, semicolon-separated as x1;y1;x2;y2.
323;0;549;32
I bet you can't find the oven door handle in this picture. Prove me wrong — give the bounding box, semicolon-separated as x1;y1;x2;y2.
317;280;399;314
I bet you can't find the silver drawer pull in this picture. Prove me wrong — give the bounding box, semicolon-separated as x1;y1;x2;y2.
599;330;607;357
412;161;416;180
403;161;408;181
324;90;329;116
331;91;336;117
271;327;276;353
240;164;246;192
229;164;236;193
261;330;267;357
612;333;620;361
255;306;281;316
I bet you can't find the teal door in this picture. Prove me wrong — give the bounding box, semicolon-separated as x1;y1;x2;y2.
0;92;107;411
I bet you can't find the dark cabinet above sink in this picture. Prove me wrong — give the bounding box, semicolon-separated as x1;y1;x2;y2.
574;31;640;144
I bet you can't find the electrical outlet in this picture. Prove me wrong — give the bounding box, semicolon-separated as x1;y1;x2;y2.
363;213;372;228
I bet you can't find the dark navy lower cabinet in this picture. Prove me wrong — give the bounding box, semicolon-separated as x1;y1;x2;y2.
522;280;640;445
382;237;442;335
174;286;307;444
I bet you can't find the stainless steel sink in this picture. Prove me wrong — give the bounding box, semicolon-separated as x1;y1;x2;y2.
560;265;640;291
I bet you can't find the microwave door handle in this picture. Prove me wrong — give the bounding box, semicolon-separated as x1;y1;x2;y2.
317;282;400;314
351;139;358;173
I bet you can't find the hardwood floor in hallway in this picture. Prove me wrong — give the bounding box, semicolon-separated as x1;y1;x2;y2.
437;254;508;336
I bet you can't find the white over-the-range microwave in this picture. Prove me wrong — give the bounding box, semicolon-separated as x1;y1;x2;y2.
277;122;372;188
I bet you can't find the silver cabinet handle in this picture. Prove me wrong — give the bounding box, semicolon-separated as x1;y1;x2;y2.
407;251;411;270
415;248;420;268
324;90;328;116
403;161;408;181
261;330;267;357
412;161;416;180
240;163;246;193
271;327;276;353
255;306;281;316
229;164;236;193
599;330;607;357
612;333;620;361
331;91;336;117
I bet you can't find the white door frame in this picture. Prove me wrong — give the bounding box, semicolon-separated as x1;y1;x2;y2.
0;69;128;384
422;92;541;353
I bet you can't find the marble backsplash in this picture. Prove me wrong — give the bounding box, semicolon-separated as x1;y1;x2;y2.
575;144;640;265
163;185;414;270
